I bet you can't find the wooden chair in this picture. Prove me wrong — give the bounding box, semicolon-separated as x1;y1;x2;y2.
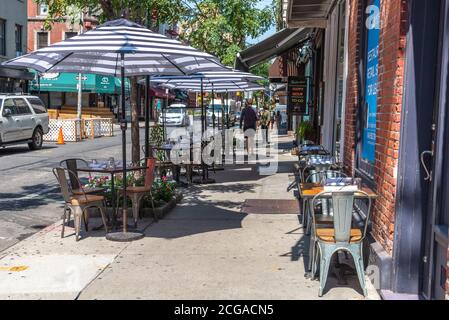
53;167;109;241
117;158;157;227
59;158;104;196
310;190;372;297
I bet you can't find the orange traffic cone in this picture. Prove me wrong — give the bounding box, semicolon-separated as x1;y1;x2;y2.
57;127;65;145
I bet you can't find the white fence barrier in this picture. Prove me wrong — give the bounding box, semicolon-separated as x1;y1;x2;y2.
44;119;82;142
44;118;114;142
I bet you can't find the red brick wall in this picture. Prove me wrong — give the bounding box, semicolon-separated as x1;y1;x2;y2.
27;0;97;52
343;0;408;254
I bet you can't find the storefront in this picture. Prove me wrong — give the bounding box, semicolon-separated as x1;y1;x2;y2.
29;71;129;118
0;66;34;93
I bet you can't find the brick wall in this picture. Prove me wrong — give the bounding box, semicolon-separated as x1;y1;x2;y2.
343;0;408;254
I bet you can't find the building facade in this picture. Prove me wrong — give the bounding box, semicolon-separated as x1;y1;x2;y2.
238;0;449;299
289;0;449;300
0;0;32;93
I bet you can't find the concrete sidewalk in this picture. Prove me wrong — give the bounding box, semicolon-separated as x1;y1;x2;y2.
0;135;380;300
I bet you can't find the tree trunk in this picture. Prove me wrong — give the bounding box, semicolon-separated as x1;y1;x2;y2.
131;77;140;165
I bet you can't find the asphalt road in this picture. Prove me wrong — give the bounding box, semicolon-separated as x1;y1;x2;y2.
0;126;142;252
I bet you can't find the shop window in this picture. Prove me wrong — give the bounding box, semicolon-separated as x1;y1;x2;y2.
356;0;380;181
0;19;6;56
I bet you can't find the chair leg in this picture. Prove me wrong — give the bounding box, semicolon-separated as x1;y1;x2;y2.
149;191;158;222
350;244;368;297
98;205;109;233
302;199;307;227
318;244;334;297
130;193;140;228
83;209;89;232
73;206;83;241
311;241;320;280
61;207;68;238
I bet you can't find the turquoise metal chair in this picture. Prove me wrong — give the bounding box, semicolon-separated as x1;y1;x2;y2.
309;190;372;297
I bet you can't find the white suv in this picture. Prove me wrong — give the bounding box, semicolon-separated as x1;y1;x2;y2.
0;95;49;150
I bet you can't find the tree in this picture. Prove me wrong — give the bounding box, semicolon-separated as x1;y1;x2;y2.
180;0;273;66
35;0;188;165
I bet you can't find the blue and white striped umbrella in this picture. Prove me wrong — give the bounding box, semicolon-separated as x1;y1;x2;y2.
2;18;226;76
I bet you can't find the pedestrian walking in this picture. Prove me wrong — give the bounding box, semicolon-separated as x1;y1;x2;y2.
240;99;258;155
270;111;276;130
260;105;271;145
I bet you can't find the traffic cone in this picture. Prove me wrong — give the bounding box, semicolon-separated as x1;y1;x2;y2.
57;127;65;145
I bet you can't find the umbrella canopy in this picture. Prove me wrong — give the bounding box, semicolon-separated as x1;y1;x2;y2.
159;82;265;92
2;19;226;76
150;69;264;84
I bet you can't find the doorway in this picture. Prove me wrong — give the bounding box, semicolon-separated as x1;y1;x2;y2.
421;0;449;300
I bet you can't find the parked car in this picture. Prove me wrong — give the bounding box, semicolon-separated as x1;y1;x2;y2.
0;94;49;150
158;104;190;127
207;104;225;126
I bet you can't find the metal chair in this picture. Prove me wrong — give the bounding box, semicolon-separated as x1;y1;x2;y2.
310;190;372;297
59;158;104;196
303;170;348;234
53;167;109;241
117;158;157;226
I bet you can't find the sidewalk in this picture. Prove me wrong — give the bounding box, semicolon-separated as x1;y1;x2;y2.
0;135;380;300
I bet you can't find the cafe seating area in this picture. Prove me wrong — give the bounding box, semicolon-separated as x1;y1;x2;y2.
292;142;377;297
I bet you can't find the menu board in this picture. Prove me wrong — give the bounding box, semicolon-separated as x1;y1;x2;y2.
288;77;307;115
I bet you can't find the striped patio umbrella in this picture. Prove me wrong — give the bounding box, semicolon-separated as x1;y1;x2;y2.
2;19;225;76
1;18;228;242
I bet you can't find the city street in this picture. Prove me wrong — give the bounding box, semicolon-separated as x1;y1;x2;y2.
0;127;139;252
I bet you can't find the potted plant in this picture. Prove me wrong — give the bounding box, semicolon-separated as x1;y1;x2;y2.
296;121;314;145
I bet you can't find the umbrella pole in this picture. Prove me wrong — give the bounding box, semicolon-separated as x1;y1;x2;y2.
145;75;151;158
212;85;215;131
107;52;144;242
194;77;215;184
226;90;230;129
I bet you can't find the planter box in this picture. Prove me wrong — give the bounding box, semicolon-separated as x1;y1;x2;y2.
91;192;183;219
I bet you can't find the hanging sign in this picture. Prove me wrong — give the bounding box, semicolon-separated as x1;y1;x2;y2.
288;77;307;115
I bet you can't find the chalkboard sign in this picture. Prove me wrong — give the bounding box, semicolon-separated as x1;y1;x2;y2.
288;77;307;115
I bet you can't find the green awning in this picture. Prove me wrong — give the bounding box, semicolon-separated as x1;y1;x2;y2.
30;71;130;94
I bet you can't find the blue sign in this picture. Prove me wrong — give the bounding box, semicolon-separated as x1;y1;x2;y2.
362;0;380;162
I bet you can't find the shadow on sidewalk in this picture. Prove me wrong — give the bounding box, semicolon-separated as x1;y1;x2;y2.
145;204;247;239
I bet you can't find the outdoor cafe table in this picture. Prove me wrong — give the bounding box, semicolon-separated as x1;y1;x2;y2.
299;182;378;199
77;164;146;229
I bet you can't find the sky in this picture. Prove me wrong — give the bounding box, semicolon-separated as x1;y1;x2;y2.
248;0;277;45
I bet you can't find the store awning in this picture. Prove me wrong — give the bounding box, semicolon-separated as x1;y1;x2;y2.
235;28;311;72
149;87;175;99
30;71;129;94
0;66;34;80
283;0;338;28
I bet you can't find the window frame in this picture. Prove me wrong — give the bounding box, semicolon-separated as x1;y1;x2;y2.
15;24;23;54
36;31;49;50
0;18;6;56
14;98;32;115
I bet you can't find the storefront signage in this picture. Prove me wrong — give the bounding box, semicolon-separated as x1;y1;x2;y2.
362;0;380;163
288;77;307;115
